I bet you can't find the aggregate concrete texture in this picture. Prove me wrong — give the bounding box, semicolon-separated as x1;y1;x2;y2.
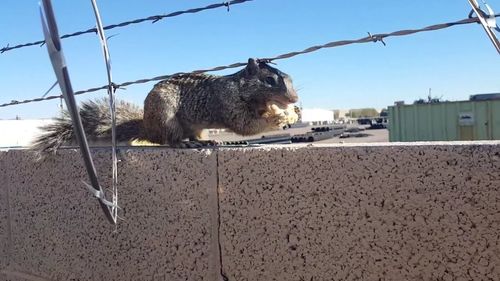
0;154;10;271
0;149;218;281
218;144;500;280
1;143;500;280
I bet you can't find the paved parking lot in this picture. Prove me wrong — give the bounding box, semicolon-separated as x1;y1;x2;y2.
208;125;389;144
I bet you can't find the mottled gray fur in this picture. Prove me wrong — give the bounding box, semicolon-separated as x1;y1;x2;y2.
32;58;298;154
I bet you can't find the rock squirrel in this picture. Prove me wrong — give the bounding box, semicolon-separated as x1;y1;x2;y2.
32;58;299;154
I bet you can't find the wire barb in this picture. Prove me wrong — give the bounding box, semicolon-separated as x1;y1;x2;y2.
151;16;162;24
0;44;9;53
256;58;276;65
110;82;119;92
367;32;386;46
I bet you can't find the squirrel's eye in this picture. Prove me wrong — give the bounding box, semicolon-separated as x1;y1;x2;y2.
265;76;277;86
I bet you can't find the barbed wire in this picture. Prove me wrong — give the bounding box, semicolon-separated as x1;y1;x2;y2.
1;13;498;108
0;0;252;54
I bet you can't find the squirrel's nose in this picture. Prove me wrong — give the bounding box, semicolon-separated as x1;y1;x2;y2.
288;93;299;103
287;87;299;103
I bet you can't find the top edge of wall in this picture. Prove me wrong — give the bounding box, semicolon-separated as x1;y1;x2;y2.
1;140;500;154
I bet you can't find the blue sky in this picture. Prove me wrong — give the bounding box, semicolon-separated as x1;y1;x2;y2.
0;0;499;119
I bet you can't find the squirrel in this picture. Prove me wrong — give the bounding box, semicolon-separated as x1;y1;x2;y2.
32;58;299;155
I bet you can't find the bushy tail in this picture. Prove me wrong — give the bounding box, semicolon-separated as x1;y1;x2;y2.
32;98;144;156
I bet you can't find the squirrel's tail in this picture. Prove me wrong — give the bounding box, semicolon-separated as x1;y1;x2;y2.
32;98;144;156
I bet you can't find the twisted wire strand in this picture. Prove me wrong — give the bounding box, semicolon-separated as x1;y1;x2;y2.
0;0;253;54
1;14;498;108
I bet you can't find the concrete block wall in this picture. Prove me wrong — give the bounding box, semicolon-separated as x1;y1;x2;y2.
0;149;219;281
1;143;500;280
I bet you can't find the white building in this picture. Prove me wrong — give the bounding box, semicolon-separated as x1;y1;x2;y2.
300;108;335;125
0;119;54;148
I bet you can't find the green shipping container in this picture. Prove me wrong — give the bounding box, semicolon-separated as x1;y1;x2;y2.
388;99;500;142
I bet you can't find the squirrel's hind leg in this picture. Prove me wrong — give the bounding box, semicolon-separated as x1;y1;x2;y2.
186;130;220;147
161;117;186;147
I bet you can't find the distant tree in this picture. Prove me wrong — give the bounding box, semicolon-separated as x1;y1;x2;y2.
380;108;388;117
360;108;378;117
346;108;378;118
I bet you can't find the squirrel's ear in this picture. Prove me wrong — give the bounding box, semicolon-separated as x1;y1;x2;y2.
245;58;259;76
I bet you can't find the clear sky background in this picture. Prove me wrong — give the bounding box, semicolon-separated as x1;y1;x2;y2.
0;0;499;119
